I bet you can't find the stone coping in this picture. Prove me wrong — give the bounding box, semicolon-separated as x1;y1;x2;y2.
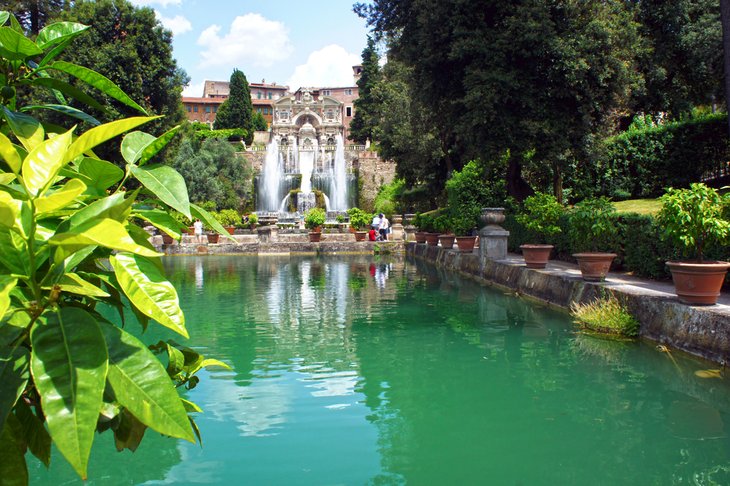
407;242;730;365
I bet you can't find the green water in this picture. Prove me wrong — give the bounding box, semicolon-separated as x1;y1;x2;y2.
29;255;730;485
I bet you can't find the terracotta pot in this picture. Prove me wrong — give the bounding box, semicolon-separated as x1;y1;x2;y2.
309;231;322;243
455;236;477;252
425;233;440;246
354;231;367;242
225;226;236;235
521;244;554;269
439;234;455;249
666;261;730;305
349;225;356;233
415;231;427;244
206;233;220;244
572;253;617;282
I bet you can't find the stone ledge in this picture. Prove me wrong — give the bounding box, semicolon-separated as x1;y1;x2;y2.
408;242;730;364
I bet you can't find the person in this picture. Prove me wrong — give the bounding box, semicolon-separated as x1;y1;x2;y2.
368;227;377;241
371;213;381;231
193;218;203;243
379;214;390;241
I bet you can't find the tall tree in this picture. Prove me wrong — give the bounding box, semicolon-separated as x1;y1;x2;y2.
214;68;253;134
55;0;187;151
0;0;71;33
349;35;381;144
722;0;730;136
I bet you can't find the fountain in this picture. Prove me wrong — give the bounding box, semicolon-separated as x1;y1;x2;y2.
256;89;355;220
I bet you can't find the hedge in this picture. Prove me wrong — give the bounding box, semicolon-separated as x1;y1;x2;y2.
578;114;730;200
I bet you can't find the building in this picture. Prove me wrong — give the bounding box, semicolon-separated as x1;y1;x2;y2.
291;86;359;140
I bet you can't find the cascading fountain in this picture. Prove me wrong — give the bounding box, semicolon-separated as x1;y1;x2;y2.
328;135;348;211
259;137;282;212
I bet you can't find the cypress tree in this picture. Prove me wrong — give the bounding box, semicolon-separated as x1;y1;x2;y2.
215;68;253;132
349;36;381;144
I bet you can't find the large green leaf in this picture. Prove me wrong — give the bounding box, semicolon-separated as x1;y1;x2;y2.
0;347;28;431
138;125;180;166
44;272;109;299
101;323;194;442
131;164;190;219
0;231;29;276
0;275;17;318
121;131;156;165
113;409;147;452
191;203;234;241
3;108;44;152
0;191;20;229
30;307;108;479
35;178;86;214
45;61;148;115
0;417;28;486
27;77;106;113
0;26;41;59
110;253;187;338
0;132;21;173
14;399;51;467
66;116;157;163
76;158;124;193
21;127;73;197
133;208;184;239
35;21;88;50
68;192;133;229
50;218;160;261
21;104;100;126
0;12;9;26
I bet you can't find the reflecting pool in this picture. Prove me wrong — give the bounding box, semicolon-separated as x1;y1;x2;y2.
29;255;730;485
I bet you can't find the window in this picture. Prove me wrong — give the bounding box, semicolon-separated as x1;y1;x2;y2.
257;108;262;113
257;91;262;99
193;106;198;113
213;106;217;113
346;106;352;117
345;89;352;95
186;105;191;112
267;92;272;99
205;106;211;113
322;90;331;96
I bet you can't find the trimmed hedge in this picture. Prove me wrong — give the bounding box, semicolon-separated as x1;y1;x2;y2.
579;114;730;200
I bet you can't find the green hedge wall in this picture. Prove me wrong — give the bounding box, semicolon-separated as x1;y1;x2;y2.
579;114;730;200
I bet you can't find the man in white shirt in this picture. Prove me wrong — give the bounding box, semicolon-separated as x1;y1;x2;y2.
372;213;381;231
379;214;389;241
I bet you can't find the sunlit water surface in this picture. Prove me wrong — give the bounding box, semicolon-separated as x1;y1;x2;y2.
29;255;730;485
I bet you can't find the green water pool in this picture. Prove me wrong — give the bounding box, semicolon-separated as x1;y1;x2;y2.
29;255;730;485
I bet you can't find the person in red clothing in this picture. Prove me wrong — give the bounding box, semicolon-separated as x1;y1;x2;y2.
368;228;377;241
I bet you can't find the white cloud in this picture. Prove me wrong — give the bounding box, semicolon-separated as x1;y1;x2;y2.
197;13;293;69
128;0;182;7
182;80;205;97
286;45;360;90
156;13;192;35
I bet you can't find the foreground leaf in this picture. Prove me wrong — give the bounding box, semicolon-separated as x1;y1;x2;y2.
131;164;191;219
34;178;86;214
101;323;194;442
50;218;160;261
110;253;187;338
14;399;51;467
0;347;29;431
30;307;108;479
0;275;17;318
3;108;43;152
21;127;73;196
0;417;28;486
0;131;21;173
65;116;158;163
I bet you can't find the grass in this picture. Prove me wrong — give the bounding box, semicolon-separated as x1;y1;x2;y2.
570;294;640;338
612;198;662;215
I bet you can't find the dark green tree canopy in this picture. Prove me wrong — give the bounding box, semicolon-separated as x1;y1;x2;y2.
0;0;71;33
214;68;253;133
349;35;381;144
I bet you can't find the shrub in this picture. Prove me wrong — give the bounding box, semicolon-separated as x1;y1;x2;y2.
247;213;259;228
347;207;372;230
568;197;619;252
214;209;242;227
445;160;505;236
515;192;564;244
304;207;326;230
571;294;639;338
374;178;406;216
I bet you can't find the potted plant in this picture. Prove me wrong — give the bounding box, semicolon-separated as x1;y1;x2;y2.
413;213;428;243
516;192;564;268
451;211;479;252
347;207;372;241
215;208;242;234
568;197;619;281
305;207;326;242
656;183;730;305
247;212;258;230
434;213;455;249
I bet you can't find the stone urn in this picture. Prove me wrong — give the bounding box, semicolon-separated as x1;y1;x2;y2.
480;207;506;227
393;215;403;225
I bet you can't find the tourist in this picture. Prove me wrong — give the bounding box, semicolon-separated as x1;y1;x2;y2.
368;227;377;241
193;218;203;243
379;214;390;241
372;213;381;230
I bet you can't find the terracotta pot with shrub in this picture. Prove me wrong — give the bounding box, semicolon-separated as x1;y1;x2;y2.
568;197;618;281
347;207;372;242
305;207;326;243
450;212;478;252
516;192;564;269
657;183;730;305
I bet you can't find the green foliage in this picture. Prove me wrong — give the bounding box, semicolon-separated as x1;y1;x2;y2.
445;160;505;235
251;110;267;132
656;183;730;262
515;192;564;244
193;125;249;143
212;209;242;228
347;207;372;230
373;178;405;216
0;15;227;482
304;207;326;230
414;211;440;233
349;36;381;144
571;294;640;338
247;212;258;228
214;68;253;140
583;114;730;200
567;197;619;252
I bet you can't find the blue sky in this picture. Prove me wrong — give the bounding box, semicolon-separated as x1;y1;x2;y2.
128;0;370;97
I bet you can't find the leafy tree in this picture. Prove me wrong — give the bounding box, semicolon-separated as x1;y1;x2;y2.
214;68;253;138
0;0;70;33
0;13;229;483
54;0;188;159
349;35;381;144
722;0;730;135
251;110;267;132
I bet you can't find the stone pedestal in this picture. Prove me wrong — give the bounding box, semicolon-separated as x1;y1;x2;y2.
257;225;278;243
404;225;416;242
391;223;404;241
479;207;509;261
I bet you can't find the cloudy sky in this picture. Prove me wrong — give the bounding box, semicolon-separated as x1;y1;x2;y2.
128;0;370;97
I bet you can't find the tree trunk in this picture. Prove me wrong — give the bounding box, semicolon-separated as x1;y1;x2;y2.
721;0;730;135
506;154;534;202
552;162;564;204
